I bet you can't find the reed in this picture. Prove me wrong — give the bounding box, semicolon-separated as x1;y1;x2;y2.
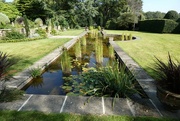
108;45;115;59
81;36;87;46
95;38;103;64
74;40;82;59
60;50;72;74
129;33;132;40
121;33;124;41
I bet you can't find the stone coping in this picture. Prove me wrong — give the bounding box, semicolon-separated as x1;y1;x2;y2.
109;38;180;118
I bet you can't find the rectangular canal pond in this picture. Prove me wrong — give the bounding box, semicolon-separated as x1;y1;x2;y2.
22;33;117;95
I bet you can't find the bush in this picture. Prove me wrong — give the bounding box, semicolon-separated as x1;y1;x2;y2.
139;19;179;33
35;28;47;38
2;30;25;40
173;23;180;34
0;12;10;25
89;26;94;30
34;18;43;27
164;10;179;20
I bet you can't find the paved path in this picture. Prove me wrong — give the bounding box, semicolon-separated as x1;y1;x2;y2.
0;94;161;117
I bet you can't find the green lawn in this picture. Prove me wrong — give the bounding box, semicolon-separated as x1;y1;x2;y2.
0;38;70;74
58;29;84;36
0;110;177;121
106;30;180;78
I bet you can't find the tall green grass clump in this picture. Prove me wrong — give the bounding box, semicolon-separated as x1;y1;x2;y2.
129;33;132;40
121;33;124;41
75;40;82;59
81;36;87;46
60;50;72;74
95;38;103;64
108;45;115;59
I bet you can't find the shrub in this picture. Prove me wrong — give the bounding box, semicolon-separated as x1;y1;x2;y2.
2;30;25;40
97;26;101;31
34;18;43;27
50;29;57;35
35;28;47;38
164;10;179;20
173;23;180;33
0;51;14;98
139;19;179;33
89;26;94;30
152;53;180;94
0;12;10;25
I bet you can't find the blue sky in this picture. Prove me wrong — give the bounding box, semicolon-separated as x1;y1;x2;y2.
143;0;180;13
5;0;180;13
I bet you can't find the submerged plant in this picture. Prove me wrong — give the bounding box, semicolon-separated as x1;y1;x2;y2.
60;50;72;74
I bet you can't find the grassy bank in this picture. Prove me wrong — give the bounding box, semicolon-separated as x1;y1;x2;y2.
106;30;180;78
0;110;177;121
0;38;70;74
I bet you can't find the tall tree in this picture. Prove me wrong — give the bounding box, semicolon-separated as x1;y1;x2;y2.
0;1;21;21
97;0;127;27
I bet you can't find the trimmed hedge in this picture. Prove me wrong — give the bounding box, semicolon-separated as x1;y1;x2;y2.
139;19;180;33
0;37;44;43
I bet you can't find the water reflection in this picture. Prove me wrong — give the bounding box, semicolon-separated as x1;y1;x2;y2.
24;33;115;95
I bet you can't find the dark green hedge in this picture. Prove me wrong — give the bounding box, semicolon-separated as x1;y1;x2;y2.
139;19;180;33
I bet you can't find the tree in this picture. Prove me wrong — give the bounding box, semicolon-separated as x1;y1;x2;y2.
16;0;52;21
126;0;143;30
117;12;137;30
164;10;179;20
144;11;165;20
0;1;21;21
97;0;127;27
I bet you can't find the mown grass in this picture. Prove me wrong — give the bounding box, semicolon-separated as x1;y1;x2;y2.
0;38;70;74
0;110;177;121
58;29;84;36
106;30;180;78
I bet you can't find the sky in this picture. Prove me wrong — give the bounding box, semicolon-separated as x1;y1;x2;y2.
5;0;180;13
143;0;180;13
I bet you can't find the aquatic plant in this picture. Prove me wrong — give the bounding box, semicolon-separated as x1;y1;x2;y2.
81;36;87;46
95;38;103;64
74;40;82;59
62;61;137;98
108;45;115;59
60;50;72;74
28;67;42;78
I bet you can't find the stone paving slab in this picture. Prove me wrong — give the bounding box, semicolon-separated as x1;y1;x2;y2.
20;95;65;113
0;95;30;111
127;98;161;117
63;96;103;115
104;98;132;115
